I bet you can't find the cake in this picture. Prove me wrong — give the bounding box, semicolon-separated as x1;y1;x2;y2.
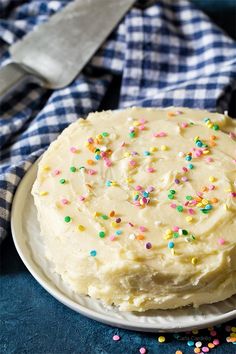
32;107;236;312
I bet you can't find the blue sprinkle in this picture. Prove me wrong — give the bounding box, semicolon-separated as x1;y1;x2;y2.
204;117;210;122
95;154;101;160
142;191;149;197
188;163;194;169
90;250;97;257
187;341;194;347
196;140;203;147
185;155;192;161
106;180;111;187
168;241;175;249
115;230;122;235
134;194;139;201
205;204;213;210
144;151;151;156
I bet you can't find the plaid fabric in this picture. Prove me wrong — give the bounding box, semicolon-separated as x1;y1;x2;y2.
0;0;236;242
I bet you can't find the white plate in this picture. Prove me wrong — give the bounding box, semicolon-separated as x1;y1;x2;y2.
11;160;236;332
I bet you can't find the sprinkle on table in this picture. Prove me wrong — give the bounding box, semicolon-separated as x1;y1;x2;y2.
99;231;105;238
64;216;71;223
60;178;66;184
90;250;97;257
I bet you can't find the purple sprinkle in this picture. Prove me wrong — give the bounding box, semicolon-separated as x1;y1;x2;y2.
145;242;152;249
181;176;188;182
147;186;155;192
175;179;180;184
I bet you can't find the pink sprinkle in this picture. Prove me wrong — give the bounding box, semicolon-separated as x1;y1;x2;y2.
120;141;125;147
128;222;134;227
147;167;155;173
52;169;60;176
139;125;145;131
153;131;167;137
188;208;195;215
110;235;116;241
147;186;155;192
173;226;179;232
197;192;203;197
129;160;136;166
112;335;120;341
218;238;225;245
182;167;188;172
129;126;135;132
105;160;112;167
139;226;147;232
87;169;96;175
229;132;236;140
213;339;220;345
134;201;141;207
101;152;106;158
170;203;177;208
70;146;77;153
210;330;217;336
184;202;189;206
209;184;215;190
142;197;148;204
139;119;146;124
135;185;142;191
139;348;147;354
61;198;69;205
202;347;209;353
181;176;188;182
233;159;236;164
88;137;94;143
231;192;236;197
190;200;197;206
79;196;85;201
181;122;188;128
176;110;183;115
205;157;213;163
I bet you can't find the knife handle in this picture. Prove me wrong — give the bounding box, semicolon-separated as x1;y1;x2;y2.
0;63;43;102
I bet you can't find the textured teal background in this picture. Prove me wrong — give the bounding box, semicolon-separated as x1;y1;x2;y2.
1;1;236;353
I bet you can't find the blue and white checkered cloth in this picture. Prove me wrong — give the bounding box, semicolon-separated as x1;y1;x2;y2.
0;0;236;242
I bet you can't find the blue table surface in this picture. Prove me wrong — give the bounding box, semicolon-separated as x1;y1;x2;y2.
1;1;236;353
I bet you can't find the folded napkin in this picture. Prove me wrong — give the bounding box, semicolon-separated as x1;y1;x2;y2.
0;0;236;242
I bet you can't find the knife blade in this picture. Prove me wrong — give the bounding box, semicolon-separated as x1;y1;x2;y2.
0;0;135;100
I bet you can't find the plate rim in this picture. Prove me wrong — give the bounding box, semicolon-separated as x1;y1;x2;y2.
11;159;236;332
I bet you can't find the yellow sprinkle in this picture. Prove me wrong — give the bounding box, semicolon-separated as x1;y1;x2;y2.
232;327;236;332
43;165;50;171
225;188;232;192
166;229;172;235
209;176;216;182
93;212;100;217
126;178;133;184
39;191;48;196
202;150;209;154
171;249;175;255
85;142;90;147
158;336;166;343
123;152;130;157
194;136;199;142
197;203;203;207
78;225;85;231
191;257;198;265
111;181;117;186
186;216;193;223
161;145;168;151
164;234;172;240
133;120;140;126
192;329;199;334
150;146;157;152
223;204;228;211
111;221;118;228
202;199;208;205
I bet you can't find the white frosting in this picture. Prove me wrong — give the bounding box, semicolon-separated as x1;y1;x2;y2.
32;107;236;312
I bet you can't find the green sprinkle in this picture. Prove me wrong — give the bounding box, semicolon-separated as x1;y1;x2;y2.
64;216;71;223
101;214;108;220
70;166;76;172
173;232;179;238
213;124;219;130
129;132;136;138
90;250;97;257
182;229;188;235
99;231;105;238
102;132;109;137
201;209;209;214
188;164;194;169
186;195;192;200
190;234;196;240
177;205;184;212
79;166;85;170
169;190;176;195
168;194;175;200
95;148;100;153
60;178;66;184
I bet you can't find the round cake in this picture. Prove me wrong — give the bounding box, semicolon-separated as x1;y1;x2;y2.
32;107;236;312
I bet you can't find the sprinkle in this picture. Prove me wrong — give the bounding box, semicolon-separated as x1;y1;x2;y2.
168;241;174;249
187;341;195;347
78;224;85;231
147;186;155;192
175;179;180;184
147;167;155;173
139;347;146;354
70;146;78;153
145;242;152;249
39;191;48;196
202;347;209;353
112;335;120;341
185;155;192;161
213;124;219;130
102;132;109;137
195;341;202;348
61;198;69;205
79;196;85;202
153;131;167;137
188;208;195;215
129;233;136;240
135;185;142;191
136;234;144;240
129;159;136;166
64;216;71;223
170;203;177;208
188;163;194;169
186;216;193;223
218;238;225;245
210;330;217;336
176;351;183;354
115;230;122;235
181;176;188;182
178;152;184;157
144;151;151;156
52;169;60;176
177;205;184;212
90;250;97;257
205;157;213;163
116;218;121;223
70;166;76;172
60;178;66;184
99;231;105;238
170;189;176;194
191;257;198;265
87;159;94;165
158;336;166;343
111;221;118;228
101;214;108;220
208;343;215;349
109;210;115;217
194;349;201;353
161;145;168;151
209;176;216;182
139;226;147;232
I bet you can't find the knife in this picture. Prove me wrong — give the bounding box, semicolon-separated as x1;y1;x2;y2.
0;0;135;100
